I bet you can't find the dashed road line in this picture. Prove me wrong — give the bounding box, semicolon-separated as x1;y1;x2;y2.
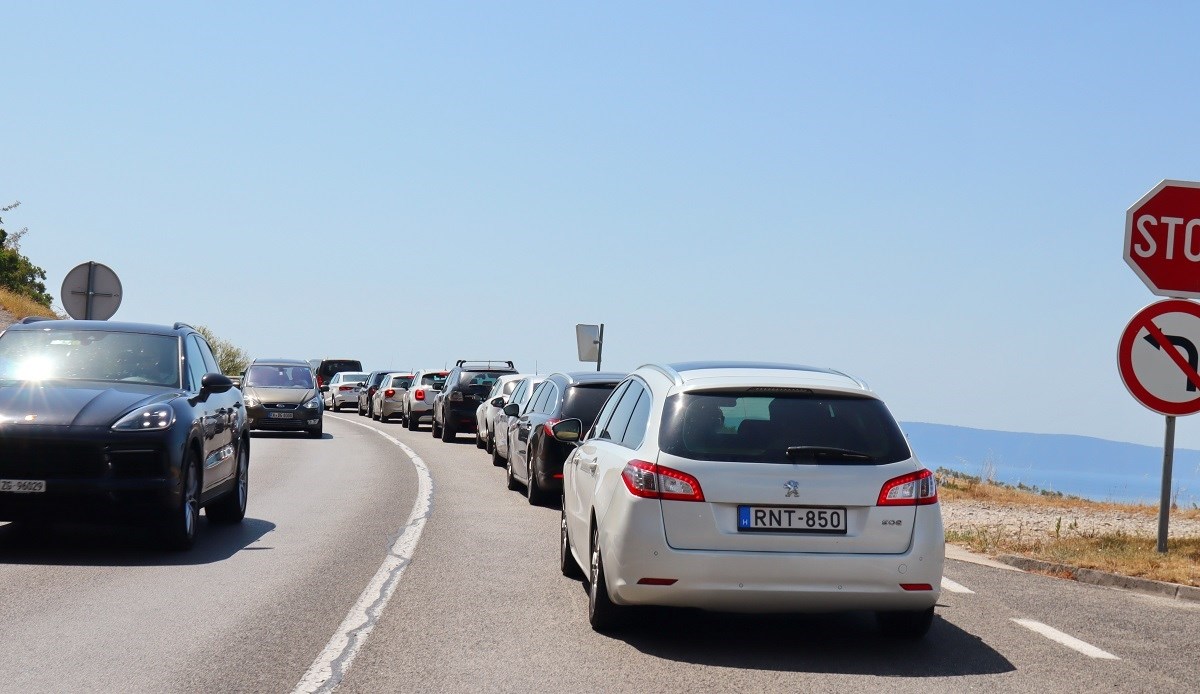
940;576;974;594
292;416;434;693
1012;618;1120;660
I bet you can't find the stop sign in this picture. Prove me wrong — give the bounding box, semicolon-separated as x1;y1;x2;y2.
1125;179;1200;298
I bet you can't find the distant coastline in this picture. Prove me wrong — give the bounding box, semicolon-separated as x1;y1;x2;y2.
901;421;1200;507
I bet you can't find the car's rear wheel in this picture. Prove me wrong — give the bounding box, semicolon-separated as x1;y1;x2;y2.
491;436;505;466
407;410;420;431
441;420;455;442
378;407;388;422
876;607;935;639
332;399;341;412
588;525;624;631
560;504;584;579
506;452;519;491
207;440;248;524
162;450;201;551
526;453;546;506
431;413;442;438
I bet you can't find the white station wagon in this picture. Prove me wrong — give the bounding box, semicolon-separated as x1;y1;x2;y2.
555;361;944;637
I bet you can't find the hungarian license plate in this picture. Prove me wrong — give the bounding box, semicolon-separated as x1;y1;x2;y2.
268;412;294;419
1;479;46;493
737;505;847;533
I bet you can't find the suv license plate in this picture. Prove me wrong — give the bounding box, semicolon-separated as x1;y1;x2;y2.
737;505;847;533
1;479;46;493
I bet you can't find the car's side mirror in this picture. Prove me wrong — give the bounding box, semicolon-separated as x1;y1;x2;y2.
491;396;506;407
229;377;242;389
550;418;584;444
201;373;235;395
502;402;521;417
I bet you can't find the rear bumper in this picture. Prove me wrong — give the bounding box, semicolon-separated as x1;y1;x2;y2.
599;500;945;613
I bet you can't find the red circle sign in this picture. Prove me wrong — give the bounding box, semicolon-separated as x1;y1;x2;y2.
1125;180;1200;298
1118;299;1200;416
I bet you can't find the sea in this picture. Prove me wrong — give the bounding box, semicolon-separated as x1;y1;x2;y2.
900;422;1200;508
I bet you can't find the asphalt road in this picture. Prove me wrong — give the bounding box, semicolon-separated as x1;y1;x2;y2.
1;412;1197;693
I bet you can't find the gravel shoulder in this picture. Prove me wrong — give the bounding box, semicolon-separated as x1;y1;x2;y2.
942;498;1200;538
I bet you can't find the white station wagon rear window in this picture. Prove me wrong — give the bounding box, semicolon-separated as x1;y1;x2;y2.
659;391;911;464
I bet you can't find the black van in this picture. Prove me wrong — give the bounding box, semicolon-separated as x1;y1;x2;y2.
310;358;364;389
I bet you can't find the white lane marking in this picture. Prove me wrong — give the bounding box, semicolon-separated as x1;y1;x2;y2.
940;576;974;594
292;416;434;693
1011;619;1120;660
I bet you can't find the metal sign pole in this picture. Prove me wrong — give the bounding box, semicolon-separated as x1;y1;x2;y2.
85;261;96;320
596;324;604;372
1157;415;1176;553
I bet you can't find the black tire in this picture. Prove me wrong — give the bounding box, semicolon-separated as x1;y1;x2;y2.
876;607;935;639
431;413;442;438
162;450;201;551
407;410;420;431
207;440;249;524
378;408;388;422
560;504;584;579
485;426;495;454
441;420;455;442
491;435;506;466
332;399;341;412
309;421;323;438
358;399;366;416
506;452;519;491
526;452;546;506
475;427;486;449
588;525;624;631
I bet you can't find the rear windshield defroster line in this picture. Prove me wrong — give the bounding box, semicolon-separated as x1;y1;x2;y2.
658;391;911;464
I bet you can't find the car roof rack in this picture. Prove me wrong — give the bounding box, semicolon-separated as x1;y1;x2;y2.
455;360;515;369
19;316;57;324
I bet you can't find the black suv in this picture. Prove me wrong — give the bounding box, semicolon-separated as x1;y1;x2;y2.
0;318;249;549
432;360;517;442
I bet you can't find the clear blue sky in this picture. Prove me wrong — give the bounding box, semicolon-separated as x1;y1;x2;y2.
5;2;1200;449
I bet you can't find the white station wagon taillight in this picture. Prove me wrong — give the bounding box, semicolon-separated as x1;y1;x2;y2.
621;460;705;502
877;469;938;506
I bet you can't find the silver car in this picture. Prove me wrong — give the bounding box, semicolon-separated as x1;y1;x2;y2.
401;369;449;430
490;375;545;467
372;372;414;422
475;374;524;450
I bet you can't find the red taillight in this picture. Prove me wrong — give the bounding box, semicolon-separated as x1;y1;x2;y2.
415;389;426;401
317;376;325;387
621;460;704;502
636;578;678;586
339;385;353;392
900;583;933;591
384;389;395;398
877;469;938;506
542;418;561;438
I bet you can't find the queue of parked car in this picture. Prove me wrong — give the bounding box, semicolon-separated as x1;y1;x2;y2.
324;357;944;639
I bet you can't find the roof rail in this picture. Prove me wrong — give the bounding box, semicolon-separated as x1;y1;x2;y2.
19;316;57;324
455;359;516;369
173;322;196;331
641;363;684;385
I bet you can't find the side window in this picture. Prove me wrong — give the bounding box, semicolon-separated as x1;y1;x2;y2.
446;369;460;391
620;388;653;447
601;381;644;444
527;383;550;413
509;380;528;407
539;384;560;414
184;336;207;392
592;380;631;440
196;337;220;375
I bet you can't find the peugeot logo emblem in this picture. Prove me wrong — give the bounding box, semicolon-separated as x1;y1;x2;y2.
784;480;800;497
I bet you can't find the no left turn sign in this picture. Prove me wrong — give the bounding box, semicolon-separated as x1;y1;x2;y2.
1118;299;1200;416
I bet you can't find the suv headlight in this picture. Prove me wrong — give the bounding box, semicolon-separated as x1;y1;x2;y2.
302;396;321;410
244;395;261;408
112;404;176;431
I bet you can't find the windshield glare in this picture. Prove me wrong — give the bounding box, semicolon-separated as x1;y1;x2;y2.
0;329;181;387
659;391;911;464
245;365;314;389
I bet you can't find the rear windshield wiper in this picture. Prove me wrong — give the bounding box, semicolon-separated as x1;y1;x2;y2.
785;446;874;462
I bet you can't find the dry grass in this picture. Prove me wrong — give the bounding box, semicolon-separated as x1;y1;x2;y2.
939;467;1200;586
0;287;61;324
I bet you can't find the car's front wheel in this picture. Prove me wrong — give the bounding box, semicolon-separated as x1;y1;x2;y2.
506;452;519;491
162;450;201;551
441;420;456;442
207;440;248;524
475;426;486;449
560;504;584;579
431;412;442;438
588;525;625;631
358;399;366;416
876;607;935;639
491;435;505;466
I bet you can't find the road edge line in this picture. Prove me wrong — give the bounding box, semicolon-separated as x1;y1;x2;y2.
292;416;433;693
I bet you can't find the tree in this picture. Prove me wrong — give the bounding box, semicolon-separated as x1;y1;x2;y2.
0;201;53;307
196;325;251;376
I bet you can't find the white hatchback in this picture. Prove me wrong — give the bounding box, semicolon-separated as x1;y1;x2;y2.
556;361;944;637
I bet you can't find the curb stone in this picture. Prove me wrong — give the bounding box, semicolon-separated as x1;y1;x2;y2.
996;554;1199;603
